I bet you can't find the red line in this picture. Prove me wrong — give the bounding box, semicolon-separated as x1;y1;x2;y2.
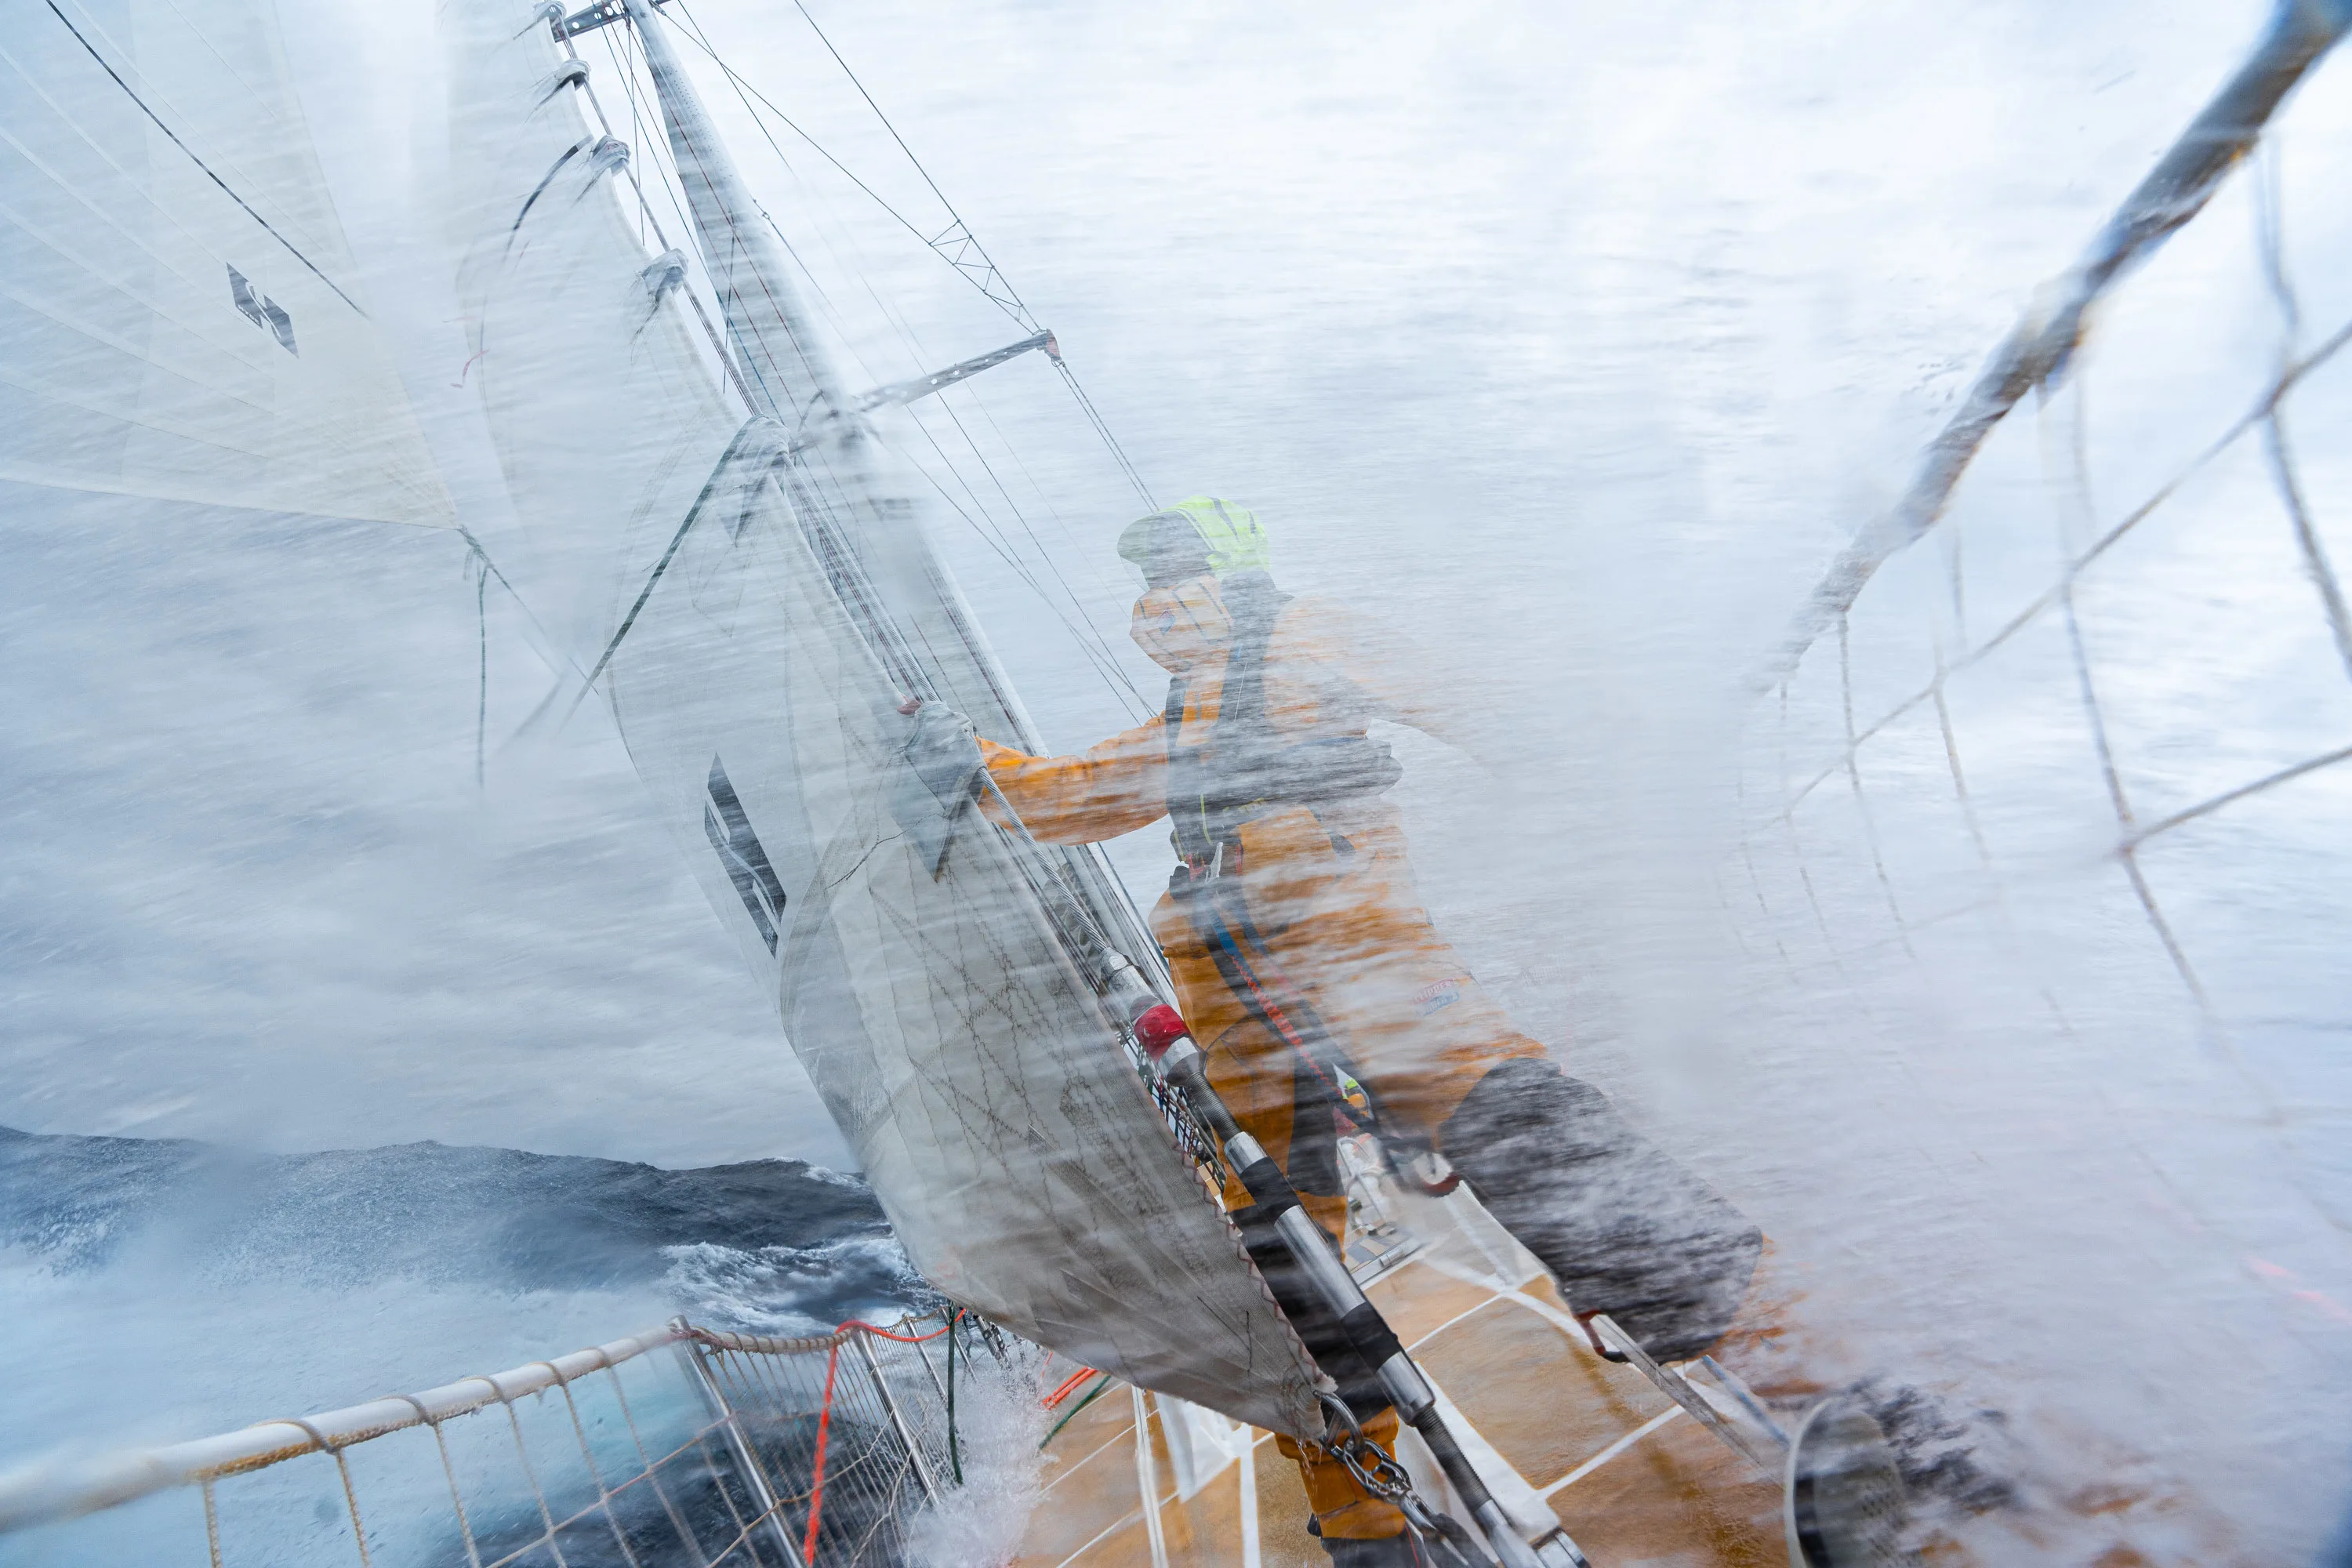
1043;1367;1100;1409
798;1314;956;1559
801;1341;842;1564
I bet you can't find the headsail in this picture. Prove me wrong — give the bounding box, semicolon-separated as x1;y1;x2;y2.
0;0;450;526
443;0;1321;1436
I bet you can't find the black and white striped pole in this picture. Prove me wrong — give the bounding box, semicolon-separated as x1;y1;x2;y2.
1100;957;1588;1568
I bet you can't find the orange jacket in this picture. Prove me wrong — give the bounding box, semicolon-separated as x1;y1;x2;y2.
981;590;1544;1544
979;594;1465;844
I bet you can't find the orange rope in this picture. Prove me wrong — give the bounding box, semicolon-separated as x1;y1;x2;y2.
1043;1367;1101;1410
833;1316;954;1345
799;1313;953;1563
800;1341;844;1565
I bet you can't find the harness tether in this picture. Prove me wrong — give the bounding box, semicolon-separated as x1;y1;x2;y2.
1161;576;1418;1186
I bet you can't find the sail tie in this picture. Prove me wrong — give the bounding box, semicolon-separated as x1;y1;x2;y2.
537;57;590;102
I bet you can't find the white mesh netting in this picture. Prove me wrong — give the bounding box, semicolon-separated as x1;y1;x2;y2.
1719;11;2352;1559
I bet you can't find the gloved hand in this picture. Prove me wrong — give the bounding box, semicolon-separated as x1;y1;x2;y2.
894;698;984;805
887;698;985;876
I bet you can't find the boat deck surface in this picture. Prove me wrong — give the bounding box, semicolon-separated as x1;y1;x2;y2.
1016;1203;1784;1568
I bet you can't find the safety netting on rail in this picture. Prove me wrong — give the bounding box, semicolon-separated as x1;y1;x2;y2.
0;1312;982;1568
1732;2;2352;1161
1712;23;2352;1559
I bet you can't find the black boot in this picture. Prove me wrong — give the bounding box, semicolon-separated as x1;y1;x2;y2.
1229;1201;1388;1420
1785;1396;1915;1567
1319;1531;1430;1566
1439;1056;1762;1363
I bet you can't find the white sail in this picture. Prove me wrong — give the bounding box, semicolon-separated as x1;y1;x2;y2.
0;0;450;526
442;0;1320;1437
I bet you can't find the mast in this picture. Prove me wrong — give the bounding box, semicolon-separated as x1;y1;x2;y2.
450;0;1323;1449
622;0;837;424
618;0;1162;971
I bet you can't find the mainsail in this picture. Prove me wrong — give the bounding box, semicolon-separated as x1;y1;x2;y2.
0;0;449;526
442;0;1321;1436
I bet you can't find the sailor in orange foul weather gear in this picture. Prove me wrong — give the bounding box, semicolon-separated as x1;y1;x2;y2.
979;499;1763;1560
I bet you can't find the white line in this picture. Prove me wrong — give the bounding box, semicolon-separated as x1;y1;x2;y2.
1405;1290;1507;1353
1378;1247;1531;1356
1238;1426;1261;1568
1537;1407;1683;1499
1414;1251;1588;1346
1041;1416;1138;1497
1051;1504;1144;1568
1052;1483;1189;1568
1133;1387;1170;1568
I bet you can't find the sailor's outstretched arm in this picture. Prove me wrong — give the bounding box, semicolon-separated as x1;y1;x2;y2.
977;717;1169;844
1287;597;1485;757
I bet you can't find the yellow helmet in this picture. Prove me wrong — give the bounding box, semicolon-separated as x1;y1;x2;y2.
1116;496;1271;578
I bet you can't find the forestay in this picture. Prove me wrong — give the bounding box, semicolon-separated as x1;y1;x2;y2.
0;0;450;526
441;0;1321;1438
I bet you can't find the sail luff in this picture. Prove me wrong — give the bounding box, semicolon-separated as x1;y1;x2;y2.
621;0;834;426
446;0;1315;1435
617;0;1163;971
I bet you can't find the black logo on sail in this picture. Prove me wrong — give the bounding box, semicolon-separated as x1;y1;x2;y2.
703;757;787;954
227;266;297;355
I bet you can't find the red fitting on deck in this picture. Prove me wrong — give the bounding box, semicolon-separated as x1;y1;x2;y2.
1131;1004;1192;1062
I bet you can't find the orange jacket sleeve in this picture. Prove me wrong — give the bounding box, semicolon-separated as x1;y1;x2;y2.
978;717;1170;844
1278;597;1478;754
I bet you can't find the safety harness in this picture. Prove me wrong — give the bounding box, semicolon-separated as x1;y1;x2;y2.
1162;577;1402;871
1161;578;1439;1212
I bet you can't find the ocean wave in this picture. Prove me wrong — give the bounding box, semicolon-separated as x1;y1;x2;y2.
0;1124;893;1294
0;1126;924;1485
659;1234;927;1334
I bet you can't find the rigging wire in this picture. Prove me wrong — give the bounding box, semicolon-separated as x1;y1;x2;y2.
605;26;648;249
665;8;1147;708
786;0;1031;317
664;3;1019;321
891;430;1150;711
654;4;1145;714
911;394;1150;713
782;0;1157;506
449;6;1156;775
945;364;1149;630
561;25;756;412
509;5;1153;753
40;0;365;315
780;156;1146;710
813;195;1143;710
666;2;1156;506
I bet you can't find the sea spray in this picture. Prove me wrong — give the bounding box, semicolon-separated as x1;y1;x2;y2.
903;1336;1054;1568
0;1127;918;1479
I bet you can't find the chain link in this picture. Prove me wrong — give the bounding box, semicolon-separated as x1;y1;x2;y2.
1308;1396;1488;1567
1330;1429;1417;1502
